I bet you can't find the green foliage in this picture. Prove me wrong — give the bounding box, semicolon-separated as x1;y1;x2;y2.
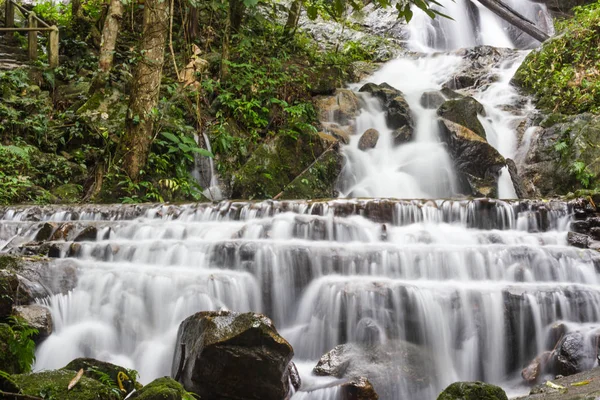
570;160;595;188
514;2;600;114
33;0;72;27
5;316;38;373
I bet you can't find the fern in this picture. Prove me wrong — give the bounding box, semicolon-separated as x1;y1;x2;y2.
6;316;38;373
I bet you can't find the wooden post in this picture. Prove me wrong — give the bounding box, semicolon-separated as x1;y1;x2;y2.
48;26;59;67
5;0;15;41
28;13;38;61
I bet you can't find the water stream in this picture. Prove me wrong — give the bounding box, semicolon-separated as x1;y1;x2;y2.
2;2;596;400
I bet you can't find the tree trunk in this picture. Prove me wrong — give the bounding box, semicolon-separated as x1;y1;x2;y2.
475;0;551;42
220;0;232;80
98;0;124;72
230;0;245;33
185;6;199;42
284;0;302;36
119;0;170;181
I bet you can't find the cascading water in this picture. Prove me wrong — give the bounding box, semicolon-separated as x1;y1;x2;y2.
2;2;594;400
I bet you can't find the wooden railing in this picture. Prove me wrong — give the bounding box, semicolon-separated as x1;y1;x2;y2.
1;0;59;67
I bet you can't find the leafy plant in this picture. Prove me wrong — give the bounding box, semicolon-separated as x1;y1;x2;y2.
6;316;38;373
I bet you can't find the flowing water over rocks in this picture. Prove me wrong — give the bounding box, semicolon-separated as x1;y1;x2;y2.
3;198;600;399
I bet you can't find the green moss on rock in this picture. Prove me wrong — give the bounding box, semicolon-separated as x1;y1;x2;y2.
128;377;185;400
513;3;600;115
437;381;508;400
12;369;122;400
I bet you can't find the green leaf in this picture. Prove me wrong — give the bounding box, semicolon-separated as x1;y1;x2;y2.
160;131;181;144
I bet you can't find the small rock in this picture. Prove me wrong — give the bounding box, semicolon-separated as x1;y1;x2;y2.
288;362;301;391
341;376;379;400
358;129;380;151
590;226;600;240
571;220;591;234
34;223;57;242
74;226;97;242
521;351;552;384
437;381;508;400
386;96;414;130
392;126;412;146
420;91;446;109
127;377;184;400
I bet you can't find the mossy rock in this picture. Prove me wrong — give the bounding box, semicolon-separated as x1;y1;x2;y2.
63;358;137;393
128;377;185;400
437;381;508;400
51;184;83;203
0;255;21;271
437;97;486;139
0;324;22;374
11;369;122;400
231;131;330;199
280;146;344;199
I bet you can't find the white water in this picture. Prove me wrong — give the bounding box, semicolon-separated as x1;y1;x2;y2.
339;0;553;200
191;132;223;201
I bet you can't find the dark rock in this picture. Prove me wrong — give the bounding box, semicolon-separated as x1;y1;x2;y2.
522;351;553;384
386;95;414;130
590;227;600;241
571;220;591;234
359;82;402;105
444;74;477;90
437;97;487;139
358;129;380;150
420;91;446;109
438;118;506;197
507;159;525;199
13;305;53;343
74;226;98;242
392;126;412;146
288;362;301;391
63;358;137;394
171;310;294;400
128;377;185;400
568;231;589;248
553;332;597;377
437;381;508;400
50;223;75;241
341;376;379;400
440;87;464;100
34;222;57;242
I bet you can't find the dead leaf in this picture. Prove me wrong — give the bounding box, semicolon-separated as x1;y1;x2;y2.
68;368;84;390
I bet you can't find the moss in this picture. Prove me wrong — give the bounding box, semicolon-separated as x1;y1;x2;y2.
437;97;486;139
513;3;600;115
280;147;344;199
128;377;185;400
0;255;21;271
0;324;22;374
51;184;83;203
231;131;329;199
437;381;508;400
12;369;121;400
63;358;138;393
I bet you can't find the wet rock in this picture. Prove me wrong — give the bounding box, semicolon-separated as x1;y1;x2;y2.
553;332;596;377
34;222;57;242
64;358;138;394
571;220;591;234
11;369;121;400
341;376;379;400
50;223;75;241
314;341;435;398
359;82;402;105
322;123;351;144
386;95;414;130
13;305;53;342
315;89;361;125
359;129;380;150
128;377;185;400
392;125;412;146
522;351;553;384
437;381;508;400
420;91;446;109
437;97;487;139
590;227;600;241
568;231;589;249
74;226;98;242
172;310;294;400
438;118;506;197
288;362;302;391
507;158;525;199
519;365;600;399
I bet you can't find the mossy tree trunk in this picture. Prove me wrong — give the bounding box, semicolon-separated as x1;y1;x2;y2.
221;0;245;80
284;0;302;36
98;0;124;73
119;0;170;181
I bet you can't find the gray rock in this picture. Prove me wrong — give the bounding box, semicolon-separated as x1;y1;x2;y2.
392;126;412;146
420;91;446;109
437;97;487;139
13;305;53;343
359;129;380;151
568;231;589;249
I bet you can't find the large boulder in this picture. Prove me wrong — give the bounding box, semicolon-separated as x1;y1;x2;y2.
553;332;597;376
386;96;414;130
438;118;506;197
172;310;294;400
314;89;361;125
314;342;435;399
11;369;121;400
13;304;53;343
437;97;487;139
359;82;402;105
128;377;185;400
358;129;380;150
518;114;600;197
437;381;508;400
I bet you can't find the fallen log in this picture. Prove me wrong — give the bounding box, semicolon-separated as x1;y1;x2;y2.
475;0;551;42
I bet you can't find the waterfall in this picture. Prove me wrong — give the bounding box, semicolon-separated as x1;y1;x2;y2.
338;0;553;200
191;132;223;201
